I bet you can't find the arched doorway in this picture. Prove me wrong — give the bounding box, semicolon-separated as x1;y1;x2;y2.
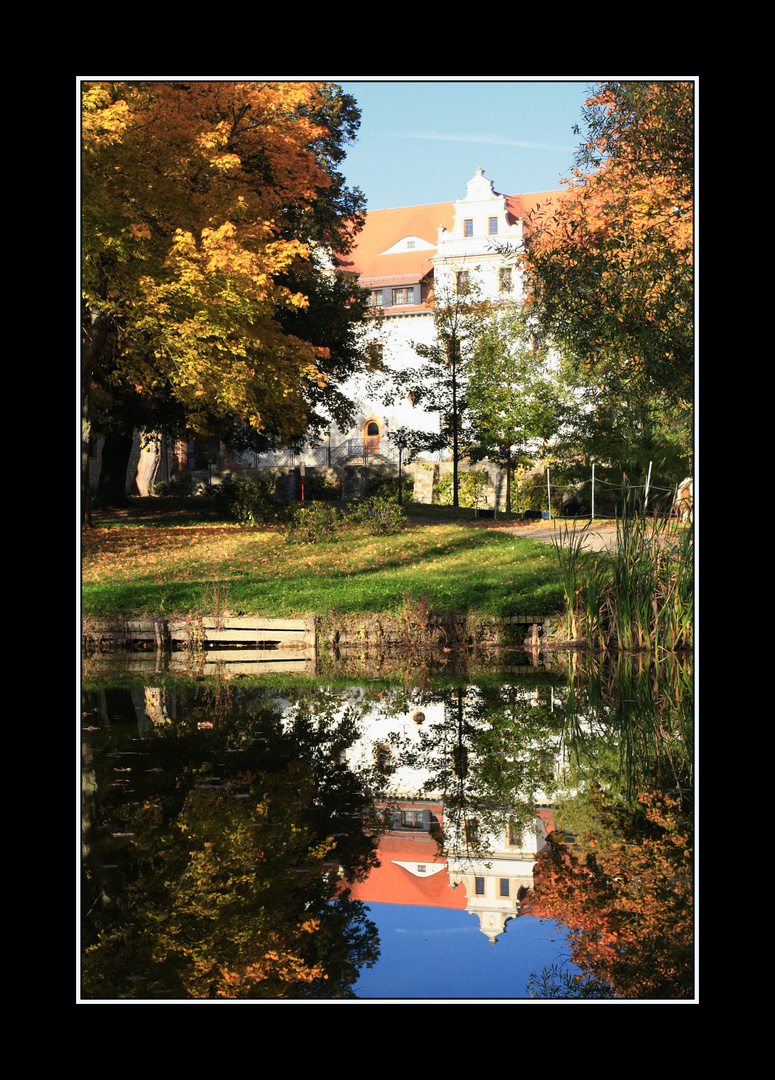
364;419;381;454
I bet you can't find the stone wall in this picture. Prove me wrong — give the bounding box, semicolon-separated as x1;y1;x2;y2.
87;434;510;508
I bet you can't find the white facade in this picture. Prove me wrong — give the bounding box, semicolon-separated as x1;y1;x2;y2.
335;169;534;459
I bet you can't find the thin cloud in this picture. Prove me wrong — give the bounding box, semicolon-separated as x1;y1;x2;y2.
398;131;574;153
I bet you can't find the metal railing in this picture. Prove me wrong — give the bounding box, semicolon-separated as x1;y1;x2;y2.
251;438;400;469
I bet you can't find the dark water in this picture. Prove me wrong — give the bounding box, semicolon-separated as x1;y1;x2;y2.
80;649;694;1001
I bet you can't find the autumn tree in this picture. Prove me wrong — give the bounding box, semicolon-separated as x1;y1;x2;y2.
520;81;694;461
81;80;367;515
527;785;694;999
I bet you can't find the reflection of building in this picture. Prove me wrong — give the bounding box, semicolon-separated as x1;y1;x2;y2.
344;792;556;943
334;690;565;944
446;809;555;944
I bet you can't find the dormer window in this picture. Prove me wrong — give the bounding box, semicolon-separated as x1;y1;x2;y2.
392;286;415;305
406;239;415;249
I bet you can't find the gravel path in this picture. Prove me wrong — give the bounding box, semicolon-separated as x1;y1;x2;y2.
505;521;620;552
410;516;620;553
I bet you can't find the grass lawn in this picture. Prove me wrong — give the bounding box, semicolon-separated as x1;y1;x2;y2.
81;498;568;621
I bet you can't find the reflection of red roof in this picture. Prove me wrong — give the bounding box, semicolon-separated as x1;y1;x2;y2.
344;834;467;910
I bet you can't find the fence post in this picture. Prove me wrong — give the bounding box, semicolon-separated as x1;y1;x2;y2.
546;469;551;519
591;463;595;521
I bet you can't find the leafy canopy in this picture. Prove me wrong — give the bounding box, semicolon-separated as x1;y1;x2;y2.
82;81;365;442
522;81;694;412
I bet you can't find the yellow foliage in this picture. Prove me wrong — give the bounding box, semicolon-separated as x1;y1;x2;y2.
81;80;342;437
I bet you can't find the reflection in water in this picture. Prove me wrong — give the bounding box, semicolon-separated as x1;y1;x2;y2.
81;652;693;1000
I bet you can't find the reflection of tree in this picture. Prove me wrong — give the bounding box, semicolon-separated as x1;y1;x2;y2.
383;680;570;859
527;784;694;999
549;652;693;838
81;684;380;999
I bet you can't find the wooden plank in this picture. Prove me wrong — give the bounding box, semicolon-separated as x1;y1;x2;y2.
89;615;316;650
198;648;315;665
197;617;310;632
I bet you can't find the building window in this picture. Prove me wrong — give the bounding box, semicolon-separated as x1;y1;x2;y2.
499;266;512;292
488;216;498;235
464;218;474;237
392;286;415;305
375;745;392;773
417;864;426;873
475;876;485;895
507;823;523;847
371;289;384;308
499;878;510;897
366;342;383;364
402;810;424;829
406;239;415;249
464;818;479;846
455;270;469;292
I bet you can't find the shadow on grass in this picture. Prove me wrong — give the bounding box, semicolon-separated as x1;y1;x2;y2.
82;521;566;620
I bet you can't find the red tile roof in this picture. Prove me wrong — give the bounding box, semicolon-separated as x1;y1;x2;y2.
337;189;567;286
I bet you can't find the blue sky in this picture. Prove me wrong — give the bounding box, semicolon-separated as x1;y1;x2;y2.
334;79;591;210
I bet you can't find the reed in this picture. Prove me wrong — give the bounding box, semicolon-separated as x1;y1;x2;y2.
551;521;592;640
550;486;693;653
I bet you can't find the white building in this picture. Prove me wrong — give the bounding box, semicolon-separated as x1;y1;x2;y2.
326;169;565;462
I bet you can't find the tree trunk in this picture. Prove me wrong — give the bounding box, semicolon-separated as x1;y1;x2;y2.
135;433;163;496
81;385;93;527
97;434;134;507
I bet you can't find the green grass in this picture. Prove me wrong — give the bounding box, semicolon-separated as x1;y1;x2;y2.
81;497;566;621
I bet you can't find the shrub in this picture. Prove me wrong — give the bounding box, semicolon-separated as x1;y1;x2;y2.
153;470;195;496
308;477;342;501
350;496;407;536
284;502;341;544
433;469;490;508
207;475;280;525
363;473;414;505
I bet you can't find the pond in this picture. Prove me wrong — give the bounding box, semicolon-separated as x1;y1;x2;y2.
79;646;694;1001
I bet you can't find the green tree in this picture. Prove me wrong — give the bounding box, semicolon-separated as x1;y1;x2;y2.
81;80;367;516
408;279;495;507
509;82;695;498
464;305;570;512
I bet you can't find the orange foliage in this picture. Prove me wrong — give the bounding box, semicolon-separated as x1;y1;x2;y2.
522;81;694;406
82;81;341;437
528;787;694;998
